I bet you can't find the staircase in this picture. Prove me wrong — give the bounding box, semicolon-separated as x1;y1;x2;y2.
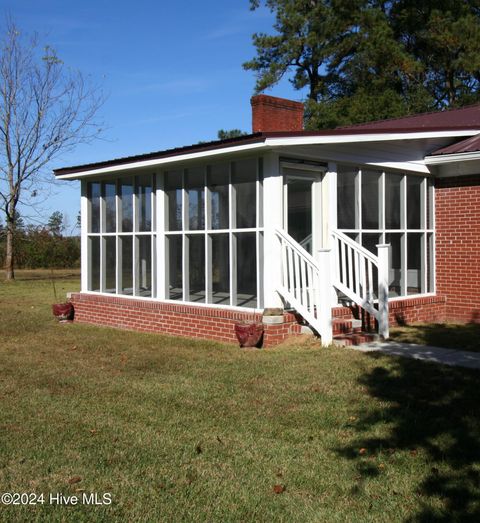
275;228;389;346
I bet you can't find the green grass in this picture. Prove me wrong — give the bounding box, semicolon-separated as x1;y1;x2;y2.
391;323;480;352
1;271;480;521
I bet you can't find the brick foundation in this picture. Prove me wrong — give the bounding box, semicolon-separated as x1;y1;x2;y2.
436;174;480;323
70;293;302;347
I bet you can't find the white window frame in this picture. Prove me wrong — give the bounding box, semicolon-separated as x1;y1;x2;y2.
337;167;435;299
162;157;264;311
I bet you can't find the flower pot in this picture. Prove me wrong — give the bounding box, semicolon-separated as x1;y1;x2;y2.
52;302;74;321
234;322;264;348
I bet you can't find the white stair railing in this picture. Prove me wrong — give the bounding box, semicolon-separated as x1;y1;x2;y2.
332;230;389;338
275;229;332;345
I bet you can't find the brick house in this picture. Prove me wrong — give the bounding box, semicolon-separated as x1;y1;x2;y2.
54;95;480;346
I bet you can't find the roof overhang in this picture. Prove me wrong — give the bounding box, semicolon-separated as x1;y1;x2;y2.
424;150;480;165
54;129;480;180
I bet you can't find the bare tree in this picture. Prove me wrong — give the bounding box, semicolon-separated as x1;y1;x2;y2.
0;19;104;279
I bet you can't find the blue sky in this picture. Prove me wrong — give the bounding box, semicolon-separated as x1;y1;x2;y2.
2;0;301;231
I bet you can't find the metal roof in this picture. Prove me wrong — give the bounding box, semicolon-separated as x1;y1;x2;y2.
430;133;480;156
54;103;480;176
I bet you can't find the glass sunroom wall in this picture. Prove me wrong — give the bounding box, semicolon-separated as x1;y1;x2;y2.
163;157;264;309
86;174;156;298
336;166;434;298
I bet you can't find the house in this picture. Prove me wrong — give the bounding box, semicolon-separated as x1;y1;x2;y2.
54;95;480;346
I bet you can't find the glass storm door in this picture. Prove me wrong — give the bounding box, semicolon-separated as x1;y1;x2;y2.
284;175;315;254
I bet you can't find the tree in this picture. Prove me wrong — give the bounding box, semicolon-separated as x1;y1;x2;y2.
0;19;104;280
217;129;248;140
244;1;480;128
47;211;64;237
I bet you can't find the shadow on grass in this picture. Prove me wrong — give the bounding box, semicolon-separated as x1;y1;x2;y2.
390;322;480;352
338;354;480;521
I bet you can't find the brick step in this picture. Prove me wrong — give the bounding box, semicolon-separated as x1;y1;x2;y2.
333;332;378;347
332;317;362;336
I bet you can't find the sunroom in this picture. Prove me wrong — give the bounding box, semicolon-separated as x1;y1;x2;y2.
56;94;475;346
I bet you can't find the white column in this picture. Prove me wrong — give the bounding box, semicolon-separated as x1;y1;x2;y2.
262;152;283;309
377;243;389;339
156;171;166;300
324;162;338;306
317;248;332;345
80;180;89;292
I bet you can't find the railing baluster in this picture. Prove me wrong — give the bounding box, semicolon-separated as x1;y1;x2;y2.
281;239;287;288
300;257;307;309
360;256;367;301
294;251;301;301
340;240;346;285
354;250;360;296
287;246;295;296
308;264;315;315
347;244;354;291
368;260;374;303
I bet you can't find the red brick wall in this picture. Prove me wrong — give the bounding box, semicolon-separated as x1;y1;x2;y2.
251;94;304;133
70;293;302;347
436;174;480;323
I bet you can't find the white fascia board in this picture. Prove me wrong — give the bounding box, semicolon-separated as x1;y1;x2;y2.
264;129;480;147
55;141;269;179
424;151;480;165
55;129;480;180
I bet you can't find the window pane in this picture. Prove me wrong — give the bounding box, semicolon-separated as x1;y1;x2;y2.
188;235;205;302
208;163;229;229
236;232;257;308
165;171;183;231
137;236;152;297
104;182;116;233
186;168;205;230
385;173;402;229
287;177;312;252
104;236;116;293
362;233;381;255
167;235;182;300
386;233;403;297
233;159;256;228
89;236;100;291
211;233;229;304
407;233;422;295
120;178;133;232
137;175;152;232
362;170;380;229
337;168;357;229
407;176;422;229
120;236;133;295
89;182;101;233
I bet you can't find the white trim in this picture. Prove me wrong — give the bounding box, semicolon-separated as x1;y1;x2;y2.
55;130;480;180
425;151;480;164
78;290;264;313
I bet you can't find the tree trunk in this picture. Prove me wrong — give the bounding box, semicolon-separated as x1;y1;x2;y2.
5;220;14;280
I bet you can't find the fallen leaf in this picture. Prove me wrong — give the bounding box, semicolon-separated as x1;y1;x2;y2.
359;448;367;455
349;416;357;422
379;463;385;469
89;429;98;435
68;476;82;485
273;484;286;494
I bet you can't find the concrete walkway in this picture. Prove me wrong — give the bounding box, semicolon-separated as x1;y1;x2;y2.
351;341;480;370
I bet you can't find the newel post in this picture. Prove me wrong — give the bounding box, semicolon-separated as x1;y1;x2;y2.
376;244;390;339
317;248;333;346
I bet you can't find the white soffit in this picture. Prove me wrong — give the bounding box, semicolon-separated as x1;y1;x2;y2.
55;129;480;180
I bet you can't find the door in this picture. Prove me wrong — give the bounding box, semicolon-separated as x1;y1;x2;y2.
283;172;318;254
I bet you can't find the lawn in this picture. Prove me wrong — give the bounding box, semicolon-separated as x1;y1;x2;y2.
1;271;480;522
390;323;480;352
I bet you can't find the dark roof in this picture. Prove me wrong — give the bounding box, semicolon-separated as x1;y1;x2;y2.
338;103;480;132
54;103;480;176
430;133;480;156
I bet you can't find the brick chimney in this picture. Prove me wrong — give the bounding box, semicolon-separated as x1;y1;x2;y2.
251;94;304;133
